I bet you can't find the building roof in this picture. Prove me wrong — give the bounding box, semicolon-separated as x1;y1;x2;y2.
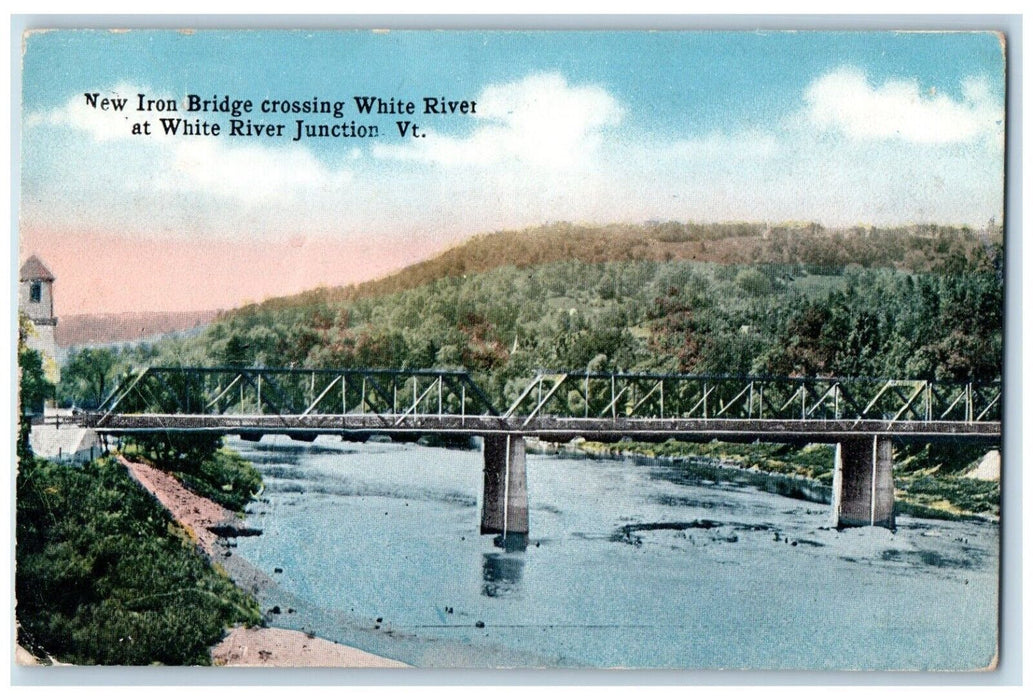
19;255;55;282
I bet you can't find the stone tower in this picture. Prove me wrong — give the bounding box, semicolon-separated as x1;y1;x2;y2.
19;254;60;384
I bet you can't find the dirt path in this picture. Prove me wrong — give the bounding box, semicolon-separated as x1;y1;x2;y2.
119;455;232;555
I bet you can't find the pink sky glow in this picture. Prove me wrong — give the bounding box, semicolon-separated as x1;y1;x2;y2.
19;230;445;317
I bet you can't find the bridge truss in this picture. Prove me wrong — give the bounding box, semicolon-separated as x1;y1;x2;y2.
503;371;1001;424
81;367;1001;443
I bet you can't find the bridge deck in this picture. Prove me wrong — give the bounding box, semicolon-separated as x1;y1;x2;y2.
82;413;1001;444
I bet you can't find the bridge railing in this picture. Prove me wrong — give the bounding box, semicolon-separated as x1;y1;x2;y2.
502;372;1001;424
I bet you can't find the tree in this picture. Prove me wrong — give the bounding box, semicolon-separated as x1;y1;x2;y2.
19;347;52;418
218;333;252;367
123;432;222;472
760;302;838;377
59;348;119;409
647;286;708;372
17;315;55;461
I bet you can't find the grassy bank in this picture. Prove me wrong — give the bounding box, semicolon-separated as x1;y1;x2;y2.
120;438;263;513
16;456;262;665
567;439;999;521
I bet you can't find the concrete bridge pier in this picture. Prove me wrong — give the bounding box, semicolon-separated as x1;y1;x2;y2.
830;435;895;529
481;434;529;536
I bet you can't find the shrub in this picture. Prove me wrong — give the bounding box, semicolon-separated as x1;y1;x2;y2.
16;457;261;665
172;448;263;513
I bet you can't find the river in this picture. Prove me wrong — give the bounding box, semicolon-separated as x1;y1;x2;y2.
222;435;999;670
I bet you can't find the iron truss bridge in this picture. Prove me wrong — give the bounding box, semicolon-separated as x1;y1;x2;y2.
78;367;1002;444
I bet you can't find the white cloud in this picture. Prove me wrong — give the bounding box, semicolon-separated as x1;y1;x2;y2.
804;67;1002;143
162;140;352;204
21;70;1004;240
374;72;624;169
26;83;353;205
26;83;169;142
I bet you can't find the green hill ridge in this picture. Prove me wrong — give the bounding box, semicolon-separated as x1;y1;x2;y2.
239;220;996;315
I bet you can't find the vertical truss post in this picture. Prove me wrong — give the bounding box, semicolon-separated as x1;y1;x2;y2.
660;380;665;420
257;374;262;415
703;381;708;419
748;381;754;419
584;373;589;418
611;375;616;420
342;374;347;414
438;377;443;417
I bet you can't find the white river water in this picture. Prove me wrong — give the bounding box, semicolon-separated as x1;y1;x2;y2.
222;435;998;670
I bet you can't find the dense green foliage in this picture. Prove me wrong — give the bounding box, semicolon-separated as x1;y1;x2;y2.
170;449;263;513
74;222;1003;388
231;221;994;310
17;330;262;664
58;347;118;409
137;244;1002;397
16;457;261;665
19;347;53;416
18;315;55;465
19;315;55;417
896;474;1000;518
58;356;263;511
121;431;222;472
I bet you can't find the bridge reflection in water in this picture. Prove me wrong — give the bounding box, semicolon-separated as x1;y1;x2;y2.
80;366;1002;535
482;551;526;598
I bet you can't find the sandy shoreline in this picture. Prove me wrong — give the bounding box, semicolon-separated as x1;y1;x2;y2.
119;455;410;668
211;626;408;667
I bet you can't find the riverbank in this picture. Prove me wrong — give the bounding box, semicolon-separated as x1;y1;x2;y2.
526;437;1000;521
120;456;234;556
119;454;409;668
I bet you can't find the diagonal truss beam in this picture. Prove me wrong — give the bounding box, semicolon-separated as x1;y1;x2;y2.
88;366;1001;429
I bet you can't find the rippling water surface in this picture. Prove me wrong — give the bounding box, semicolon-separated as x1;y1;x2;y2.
225;435;998;669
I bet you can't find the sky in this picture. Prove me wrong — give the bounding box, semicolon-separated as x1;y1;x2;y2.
18;30;1006;315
